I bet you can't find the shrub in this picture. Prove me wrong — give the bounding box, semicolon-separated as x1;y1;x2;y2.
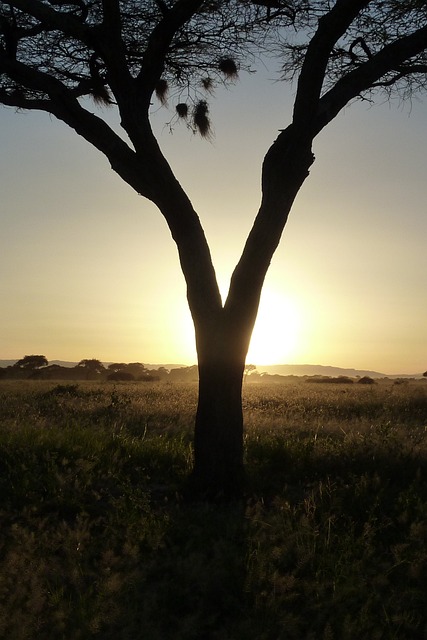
107;372;135;381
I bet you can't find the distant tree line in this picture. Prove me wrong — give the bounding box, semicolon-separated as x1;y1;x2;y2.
1;357;426;384
0;355;199;382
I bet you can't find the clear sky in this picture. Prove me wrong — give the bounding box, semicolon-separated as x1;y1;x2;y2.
0;65;426;374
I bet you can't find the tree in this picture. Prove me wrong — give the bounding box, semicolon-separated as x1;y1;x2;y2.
13;354;48;370
107;363;128;373
77;358;105;374
1;1;426;497
244;364;256;382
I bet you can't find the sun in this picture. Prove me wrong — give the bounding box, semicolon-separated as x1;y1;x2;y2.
246;287;301;366
175;284;301;366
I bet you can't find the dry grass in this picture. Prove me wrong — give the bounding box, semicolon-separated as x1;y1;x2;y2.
1;378;426;639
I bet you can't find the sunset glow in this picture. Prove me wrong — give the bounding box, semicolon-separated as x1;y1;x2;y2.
1;69;426;374
246;289;301;366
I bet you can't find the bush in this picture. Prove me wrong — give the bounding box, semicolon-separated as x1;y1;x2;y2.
107;372;135;381
307;375;354;384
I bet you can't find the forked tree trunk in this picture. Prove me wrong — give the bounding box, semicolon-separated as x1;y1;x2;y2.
94;120;313;501
186;131;315;500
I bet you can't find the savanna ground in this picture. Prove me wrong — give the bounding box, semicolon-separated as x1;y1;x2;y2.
1;377;427;640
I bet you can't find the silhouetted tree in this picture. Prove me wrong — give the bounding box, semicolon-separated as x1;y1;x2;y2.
1;1;427;497
154;366;170;380
107;363;128;373
106;361;157;380
77;358;105;374
124;362;148;379
423;371;427;378
13;355;48;370
244;364;256;383
107;370;135;381
168;365;199;382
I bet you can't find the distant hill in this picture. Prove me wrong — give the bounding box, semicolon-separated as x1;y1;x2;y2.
253;364;423;379
0;360;17;368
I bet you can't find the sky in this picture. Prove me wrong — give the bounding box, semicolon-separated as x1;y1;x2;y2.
0;64;426;375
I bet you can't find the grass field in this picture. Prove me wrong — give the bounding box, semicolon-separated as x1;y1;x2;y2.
1;378;427;639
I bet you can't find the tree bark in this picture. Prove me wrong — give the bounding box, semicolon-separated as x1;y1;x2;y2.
191;351;245;500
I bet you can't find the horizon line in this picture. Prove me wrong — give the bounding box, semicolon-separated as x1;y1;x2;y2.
0;357;424;377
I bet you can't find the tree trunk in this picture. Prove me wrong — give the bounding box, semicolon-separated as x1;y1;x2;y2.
191;350;246;500
186;131;315;500
187;280;258;500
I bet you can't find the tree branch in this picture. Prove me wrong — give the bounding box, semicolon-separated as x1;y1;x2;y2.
0;52;146;181
371;63;427;88
314;23;427;135
8;0;91;41
136;0;206;104
292;0;371;128
349;36;372;62
101;0;121;33
95;1;135;100
224;124;314;351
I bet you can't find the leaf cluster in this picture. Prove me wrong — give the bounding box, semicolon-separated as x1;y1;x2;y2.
0;0;291;127
1;0;427;142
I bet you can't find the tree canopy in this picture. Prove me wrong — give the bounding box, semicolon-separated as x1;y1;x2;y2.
0;0;275;137
1;2;426;131
13;354;48;369
77;358;105;373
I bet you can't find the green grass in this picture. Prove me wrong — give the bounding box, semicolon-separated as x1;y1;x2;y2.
1;379;427;639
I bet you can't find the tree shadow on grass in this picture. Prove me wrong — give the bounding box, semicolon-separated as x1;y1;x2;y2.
107;428;427;640
2;425;427;639
111;500;253;640
0;435;266;640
